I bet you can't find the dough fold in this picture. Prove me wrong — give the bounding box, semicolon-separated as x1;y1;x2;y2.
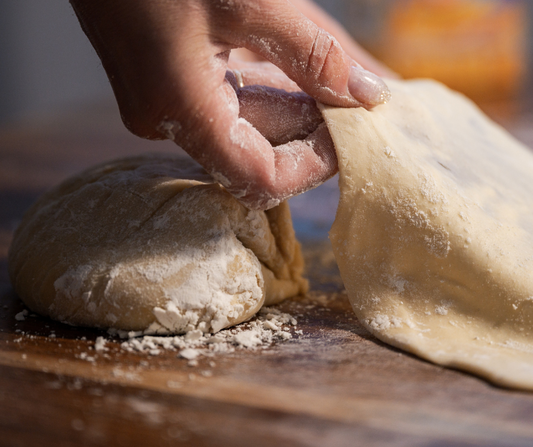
9;154;308;334
320;79;533;390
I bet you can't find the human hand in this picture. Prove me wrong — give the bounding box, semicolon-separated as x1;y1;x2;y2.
231;0;397;79
70;0;391;209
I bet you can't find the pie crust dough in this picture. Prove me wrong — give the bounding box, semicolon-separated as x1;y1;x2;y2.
321;79;533;390
8;154;308;334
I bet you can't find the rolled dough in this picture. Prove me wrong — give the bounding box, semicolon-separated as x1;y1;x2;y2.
320;79;533;390
8;154;307;334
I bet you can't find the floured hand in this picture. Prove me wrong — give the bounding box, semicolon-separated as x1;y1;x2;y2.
69;0;391;209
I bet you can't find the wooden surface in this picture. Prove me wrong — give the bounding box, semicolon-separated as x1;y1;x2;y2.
2;102;533;447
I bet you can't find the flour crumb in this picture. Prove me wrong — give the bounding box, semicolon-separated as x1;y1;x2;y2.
435;306;449;316
179;348;200;360
368;314;402;330
384;146;396;158
111;368;140;382
77;352;96;363
233;329;262;348
15;309;28;321
94;336;108;352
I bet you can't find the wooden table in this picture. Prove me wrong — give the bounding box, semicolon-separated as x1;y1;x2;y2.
2;102;533;447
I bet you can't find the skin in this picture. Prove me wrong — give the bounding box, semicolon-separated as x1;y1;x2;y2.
69;0;392;209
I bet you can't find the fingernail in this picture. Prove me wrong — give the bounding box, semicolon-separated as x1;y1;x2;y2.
348;65;391;106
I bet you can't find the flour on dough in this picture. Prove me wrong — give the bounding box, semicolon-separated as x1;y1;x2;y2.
8;154;308;334
320;79;533;390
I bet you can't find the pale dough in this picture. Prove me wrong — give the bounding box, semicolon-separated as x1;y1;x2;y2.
320;79;533;390
8;154;308;334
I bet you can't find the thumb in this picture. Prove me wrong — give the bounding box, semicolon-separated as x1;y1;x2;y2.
210;0;391;108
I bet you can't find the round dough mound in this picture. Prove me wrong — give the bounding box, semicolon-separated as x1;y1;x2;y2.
8;154;308;334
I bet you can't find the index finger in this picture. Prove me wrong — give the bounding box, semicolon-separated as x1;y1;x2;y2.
166;68;336;209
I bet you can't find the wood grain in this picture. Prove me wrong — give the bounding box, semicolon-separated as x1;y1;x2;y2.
2;103;533;447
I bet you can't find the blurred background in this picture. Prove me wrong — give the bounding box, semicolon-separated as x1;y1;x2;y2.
0;0;112;126
1;0;532;127
338;0;533;119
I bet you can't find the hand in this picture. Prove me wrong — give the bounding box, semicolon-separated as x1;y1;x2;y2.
70;0;391;209
231;0;397;79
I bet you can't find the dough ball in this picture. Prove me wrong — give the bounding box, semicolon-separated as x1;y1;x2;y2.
8;154;308;334
321;79;533;390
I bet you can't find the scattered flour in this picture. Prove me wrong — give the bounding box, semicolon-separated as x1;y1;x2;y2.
109;306;298;360
179;348;200;360
77;352;96;363
367;314;402;331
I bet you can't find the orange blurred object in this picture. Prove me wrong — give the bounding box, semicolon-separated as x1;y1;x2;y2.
378;0;528;105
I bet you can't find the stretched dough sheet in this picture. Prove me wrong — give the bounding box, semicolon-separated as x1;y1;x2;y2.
320;79;533;390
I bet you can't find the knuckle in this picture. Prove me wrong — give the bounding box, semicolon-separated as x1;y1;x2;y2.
305;29;342;85
208;0;253;38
